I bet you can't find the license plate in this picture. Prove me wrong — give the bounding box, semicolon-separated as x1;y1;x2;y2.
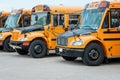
59;48;63;52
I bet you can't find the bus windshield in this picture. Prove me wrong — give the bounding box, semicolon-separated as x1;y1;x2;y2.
80;8;105;30
31;12;50;26
4;14;20;29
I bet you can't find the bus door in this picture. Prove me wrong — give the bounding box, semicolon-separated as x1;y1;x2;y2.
46;14;65;49
52;14;65;36
49;14;65;40
23;15;31;27
18;14;31;27
99;9;120;57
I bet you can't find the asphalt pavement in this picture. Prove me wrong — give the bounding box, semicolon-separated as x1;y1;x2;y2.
0;51;120;80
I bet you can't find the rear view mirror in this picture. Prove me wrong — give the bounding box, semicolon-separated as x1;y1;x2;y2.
118;26;120;31
68;24;75;31
16;24;19;27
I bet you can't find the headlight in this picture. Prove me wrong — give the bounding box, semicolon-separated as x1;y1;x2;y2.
19;38;28;41
72;40;84;46
0;34;4;39
13;30;20;32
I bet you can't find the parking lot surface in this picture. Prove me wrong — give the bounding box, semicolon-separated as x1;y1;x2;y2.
0;51;120;80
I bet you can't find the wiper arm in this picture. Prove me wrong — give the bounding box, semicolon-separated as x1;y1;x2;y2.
71;30;81;41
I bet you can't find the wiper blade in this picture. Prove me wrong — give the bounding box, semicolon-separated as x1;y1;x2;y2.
81;25;94;30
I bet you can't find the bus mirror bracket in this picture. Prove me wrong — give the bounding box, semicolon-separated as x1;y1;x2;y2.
118;26;120;31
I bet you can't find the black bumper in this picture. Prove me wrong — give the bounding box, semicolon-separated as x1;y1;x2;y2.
10;41;29;50
56;47;84;57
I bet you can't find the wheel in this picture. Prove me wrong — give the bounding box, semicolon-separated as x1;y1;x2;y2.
82;43;105;66
4;37;15;52
16;49;28;55
62;56;77;61
0;46;3;50
29;40;47;58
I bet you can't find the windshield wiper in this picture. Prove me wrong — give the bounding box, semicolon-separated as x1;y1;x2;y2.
81;25;95;30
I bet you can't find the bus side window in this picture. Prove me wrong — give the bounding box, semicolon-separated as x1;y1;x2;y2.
102;14;109;28
110;9;120;28
53;14;64;26
69;14;80;25
23;15;31;27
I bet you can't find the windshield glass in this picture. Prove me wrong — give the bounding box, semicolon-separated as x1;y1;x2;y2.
31;12;50;26
4;14;20;29
80;8;105;30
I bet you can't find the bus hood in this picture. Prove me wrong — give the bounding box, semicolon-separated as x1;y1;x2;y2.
58;29;96;38
0;28;12;32
17;26;44;34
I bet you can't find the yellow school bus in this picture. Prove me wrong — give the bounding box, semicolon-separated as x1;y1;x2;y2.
0;9;31;51
56;1;120;66
0;11;10;28
10;4;82;58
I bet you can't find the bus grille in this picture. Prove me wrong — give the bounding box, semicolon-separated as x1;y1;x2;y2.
57;36;68;46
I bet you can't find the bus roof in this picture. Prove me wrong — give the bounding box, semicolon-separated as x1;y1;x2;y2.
109;1;120;8
34;4;82;14
11;9;32;15
88;0;120;9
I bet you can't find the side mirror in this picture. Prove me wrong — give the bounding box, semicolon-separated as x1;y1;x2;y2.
118;26;120;31
63;24;65;28
68;24;75;31
16;24;19;27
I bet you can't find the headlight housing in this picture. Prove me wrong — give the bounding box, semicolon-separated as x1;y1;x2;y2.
19;38;28;41
71;40;84;46
0;34;4;39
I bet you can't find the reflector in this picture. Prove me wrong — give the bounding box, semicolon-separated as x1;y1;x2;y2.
100;2;107;8
32;9;35;12
43;8;47;11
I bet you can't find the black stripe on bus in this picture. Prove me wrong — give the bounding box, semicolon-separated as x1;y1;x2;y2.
104;38;120;41
51;39;56;41
104;31;120;34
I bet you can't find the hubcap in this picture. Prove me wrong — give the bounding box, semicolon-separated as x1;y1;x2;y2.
89;49;99;60
34;45;42;53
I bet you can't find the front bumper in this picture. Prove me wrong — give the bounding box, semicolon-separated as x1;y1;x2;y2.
56;47;84;57
9;41;29;50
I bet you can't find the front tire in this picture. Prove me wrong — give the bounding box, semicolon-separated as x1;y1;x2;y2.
82;43;105;66
16;49;28;55
29;40;47;58
62;56;77;61
4;37;15;52
0;46;3;50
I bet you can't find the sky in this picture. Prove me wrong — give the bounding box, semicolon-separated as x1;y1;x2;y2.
0;0;101;11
